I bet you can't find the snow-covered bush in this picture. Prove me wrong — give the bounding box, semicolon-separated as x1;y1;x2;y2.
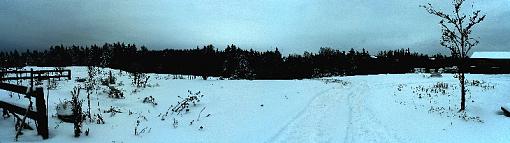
130;72;150;88
142;96;158;106
100;71;116;86
160;91;208;129
107;86;124;99
56;100;74;122
171;90;204;115
103;106;122;117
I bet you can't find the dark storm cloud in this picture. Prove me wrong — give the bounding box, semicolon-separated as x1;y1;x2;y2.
0;0;509;55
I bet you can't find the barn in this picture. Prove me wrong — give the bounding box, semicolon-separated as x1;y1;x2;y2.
469;52;510;74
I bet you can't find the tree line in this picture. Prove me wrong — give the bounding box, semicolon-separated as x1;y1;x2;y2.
0;42;453;79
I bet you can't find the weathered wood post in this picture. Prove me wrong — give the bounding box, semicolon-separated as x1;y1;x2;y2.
34;87;48;139
30;68;34;89
67;70;71;80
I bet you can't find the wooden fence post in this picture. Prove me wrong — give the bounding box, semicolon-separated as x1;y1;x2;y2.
34;87;48;139
67;70;71;80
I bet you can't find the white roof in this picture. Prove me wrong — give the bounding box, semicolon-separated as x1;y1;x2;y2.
470;52;510;59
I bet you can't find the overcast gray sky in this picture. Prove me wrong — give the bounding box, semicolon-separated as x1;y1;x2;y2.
0;0;509;55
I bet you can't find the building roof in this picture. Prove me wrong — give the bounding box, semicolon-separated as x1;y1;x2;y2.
470;52;510;59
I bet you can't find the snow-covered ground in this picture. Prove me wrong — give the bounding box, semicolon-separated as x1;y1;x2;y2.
1;67;509;143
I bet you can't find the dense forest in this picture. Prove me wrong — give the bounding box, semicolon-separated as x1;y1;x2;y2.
0;42;453;79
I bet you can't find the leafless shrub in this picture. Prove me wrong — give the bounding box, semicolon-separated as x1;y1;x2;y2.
71;87;84;137
143;96;158;106
108;86;124;99
103;106;122;117
171;90;204;115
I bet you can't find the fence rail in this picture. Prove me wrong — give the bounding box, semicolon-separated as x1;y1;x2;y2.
0;69;71;81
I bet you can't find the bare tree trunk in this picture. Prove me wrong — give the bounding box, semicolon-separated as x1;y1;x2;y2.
87;91;91;122
459;72;466;111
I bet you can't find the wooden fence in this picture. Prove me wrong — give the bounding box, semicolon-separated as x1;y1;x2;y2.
0;69;71;81
0;83;48;139
0;69;71;140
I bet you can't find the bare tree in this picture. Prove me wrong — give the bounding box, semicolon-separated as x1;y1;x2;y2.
421;0;485;111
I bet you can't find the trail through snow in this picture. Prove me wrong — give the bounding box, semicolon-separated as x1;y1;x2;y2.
269;79;404;143
344;80;405;143
269;86;349;143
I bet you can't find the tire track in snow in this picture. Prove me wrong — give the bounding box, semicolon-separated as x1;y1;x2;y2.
344;80;405;143
267;84;350;143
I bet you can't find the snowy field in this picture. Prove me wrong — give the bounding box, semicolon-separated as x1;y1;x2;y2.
1;67;509;143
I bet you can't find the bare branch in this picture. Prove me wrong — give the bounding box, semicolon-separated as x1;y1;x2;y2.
421;0;484;58
466;11;486;31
